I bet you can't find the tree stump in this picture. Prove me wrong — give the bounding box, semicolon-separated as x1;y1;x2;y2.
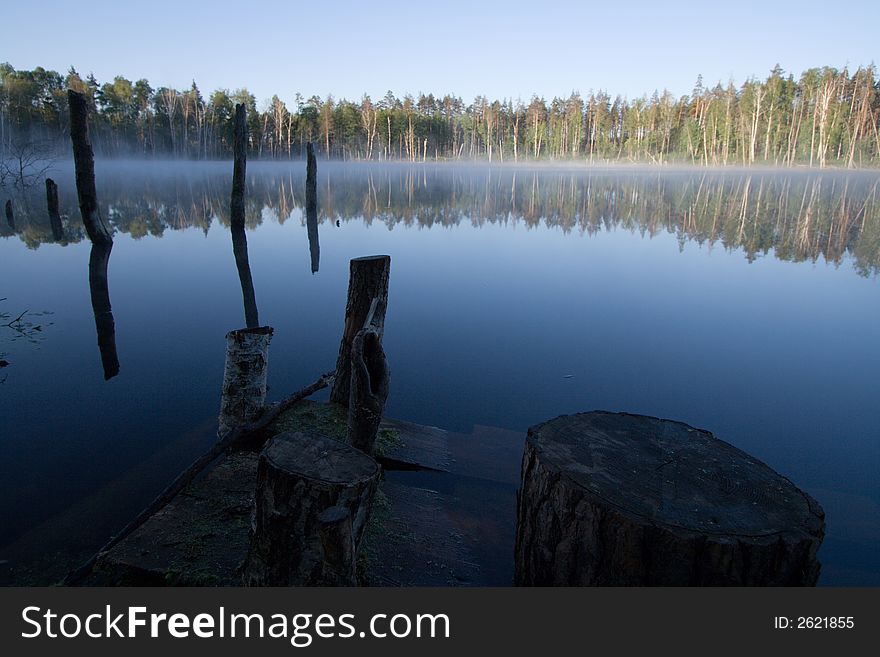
329;255;391;406
217;326;273;437
348;327;390;455
242;432;379;586
515;412;825;586
4;199;13;229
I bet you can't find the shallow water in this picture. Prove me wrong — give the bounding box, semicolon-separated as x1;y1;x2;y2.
1;161;878;584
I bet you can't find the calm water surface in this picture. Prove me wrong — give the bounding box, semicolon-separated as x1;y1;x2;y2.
1;162;878;584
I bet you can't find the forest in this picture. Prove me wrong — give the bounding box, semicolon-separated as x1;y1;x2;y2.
1;62;879;167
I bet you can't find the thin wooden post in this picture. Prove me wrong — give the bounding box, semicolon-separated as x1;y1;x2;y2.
88;242;119;380
329;256;391;406
230;103;247;229
46;178;63;241
4;199;13;230
67;90;112;246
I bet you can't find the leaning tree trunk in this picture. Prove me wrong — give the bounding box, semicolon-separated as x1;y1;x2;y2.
347;327;390;455
68;90;112;246
329;256;391;406
515;411;825;586
242;432;380;586
217;326;273;437
88;242;119;380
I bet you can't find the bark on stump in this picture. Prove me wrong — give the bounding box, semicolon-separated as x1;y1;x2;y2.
242;431;379;586
329;255;391;406
515;411;825;586
218;326;273;437
46;178;64;241
348;328;390;455
68;89;112;246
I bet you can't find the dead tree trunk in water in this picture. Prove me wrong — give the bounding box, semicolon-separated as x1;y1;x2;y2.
306;142;319;273
329;256;390;406
4;200;13;229
88;242;119;380
231;223;259;328
46;178;63;241
230;103;247;229
68;90;112;246
217;326;273;438
242;432;379;586
348;327;390;455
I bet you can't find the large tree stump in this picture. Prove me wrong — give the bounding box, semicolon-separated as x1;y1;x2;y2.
329;255;390;406
348;327;390;455
242;432;379;586
68;89;112;246
217;326;273;437
515;412;825;586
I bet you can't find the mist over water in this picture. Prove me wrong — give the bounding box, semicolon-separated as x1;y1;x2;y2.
1;162;878;585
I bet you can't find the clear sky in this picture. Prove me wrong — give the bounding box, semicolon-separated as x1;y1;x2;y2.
3;0;878;108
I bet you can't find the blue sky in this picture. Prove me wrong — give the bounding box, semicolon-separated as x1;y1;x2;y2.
3;0;878;108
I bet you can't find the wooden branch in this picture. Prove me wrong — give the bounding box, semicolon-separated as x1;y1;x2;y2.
63;370;335;586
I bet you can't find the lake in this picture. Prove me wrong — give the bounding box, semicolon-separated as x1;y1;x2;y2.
1;161;878;585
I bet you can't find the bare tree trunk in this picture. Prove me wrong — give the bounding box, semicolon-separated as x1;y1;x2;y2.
68;90;112;246
46;178;63;241
230;103;247;228
329;256;391;406
4;199;13;230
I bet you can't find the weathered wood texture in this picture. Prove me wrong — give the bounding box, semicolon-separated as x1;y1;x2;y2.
46;178;63;241
515;411;825;586
4;199;13;229
348;328;390;455
67;89;112;245
88;242;119;380
231;223;259;328
242;432;379;586
329;256;391;405
218;326;273;437
230;103;247;229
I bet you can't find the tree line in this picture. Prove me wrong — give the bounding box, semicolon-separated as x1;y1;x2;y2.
4;166;878;276
1;62;879;167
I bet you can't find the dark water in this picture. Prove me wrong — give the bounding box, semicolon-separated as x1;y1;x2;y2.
1;162;878;585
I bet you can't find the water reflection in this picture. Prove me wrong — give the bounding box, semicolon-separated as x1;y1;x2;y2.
87;242;119;380
231;223;259;328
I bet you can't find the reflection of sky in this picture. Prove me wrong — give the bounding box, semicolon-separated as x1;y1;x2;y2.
1;177;879;584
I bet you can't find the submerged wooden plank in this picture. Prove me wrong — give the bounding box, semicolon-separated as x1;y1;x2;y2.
379;417;452;471
92;453;258;585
